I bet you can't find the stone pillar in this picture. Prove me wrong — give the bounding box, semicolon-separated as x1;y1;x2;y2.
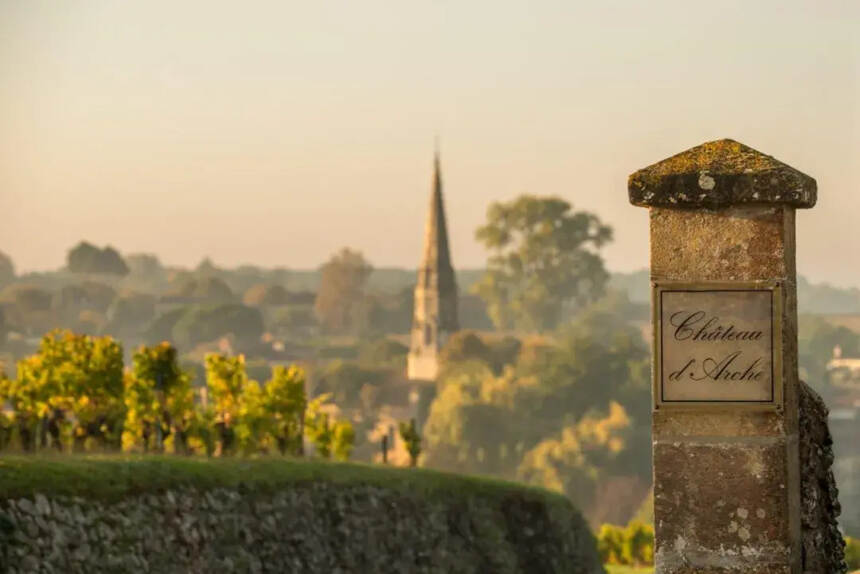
628;139;844;573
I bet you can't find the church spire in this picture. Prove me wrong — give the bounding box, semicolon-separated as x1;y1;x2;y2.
407;147;459;381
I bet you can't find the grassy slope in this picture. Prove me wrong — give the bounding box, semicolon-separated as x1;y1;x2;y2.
0;455;571;508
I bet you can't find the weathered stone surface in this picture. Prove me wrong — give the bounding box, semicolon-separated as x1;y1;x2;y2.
629;139;816;209
650;206;792;282
652;409;785;438
798;381;847;573
0;482;604;574
653;440;792;572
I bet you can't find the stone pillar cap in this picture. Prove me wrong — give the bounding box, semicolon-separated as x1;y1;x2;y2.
628;139;816;209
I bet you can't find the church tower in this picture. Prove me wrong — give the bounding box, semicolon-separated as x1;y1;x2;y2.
407;150;459;381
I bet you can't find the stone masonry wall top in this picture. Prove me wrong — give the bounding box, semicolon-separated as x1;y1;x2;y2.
628;139;816;209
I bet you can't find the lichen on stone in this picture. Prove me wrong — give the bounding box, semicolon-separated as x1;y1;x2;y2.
628;139;817;209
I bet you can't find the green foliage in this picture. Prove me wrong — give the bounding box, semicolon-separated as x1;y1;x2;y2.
798;315;860;397
473;195;612;332
0;455;575;501
124;343;193;453
846;536;860;569
423;294;651;523
105;293;156;337
315;360;389;408
624;521;654;566
11;330;125;451
598;521;654;567
205;354;248;455
67;241;129;275
440;331;492;367
236;379;267;454
172;303;263;348
399;418;422;467
518;402;632;509
263;365;307;455
0;336;353;461
143;307;187;344
314;248;373;334
597;524;626;565
332;420;356;461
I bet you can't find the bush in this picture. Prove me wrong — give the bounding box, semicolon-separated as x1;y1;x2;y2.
597;521;654;567
846;536;860;569
597;524;626;565
0;457;604;574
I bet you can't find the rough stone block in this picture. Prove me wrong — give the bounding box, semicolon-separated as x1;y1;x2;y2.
654;440;792;572
798;381;846;573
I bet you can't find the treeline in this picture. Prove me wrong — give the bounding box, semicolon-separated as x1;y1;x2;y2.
0;330;354;458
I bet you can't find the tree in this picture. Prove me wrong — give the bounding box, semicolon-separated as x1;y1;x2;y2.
125;253;168;290
0;284;52;313
314;248;373;333
14;330;125;451
624;521;655;566
597;524;626;565
473;195;612;332
423;364;528;477
332;420;355;461
399;418;422;467
517;402;633;516
178;277;234;301
53;282;117;325
67;242;129;275
205;354;249;455
125;253;163;275
243;284;290;307
172;304;263;348
798;316;860;395
124;343;193;453
304;394;334;458
104;293;156;338
236;379;267;454
0;252;14;287
262;366;307;455
315;360;389;409
0;361;40;451
439;331;492;368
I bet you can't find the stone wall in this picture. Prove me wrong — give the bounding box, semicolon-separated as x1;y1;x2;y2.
798;381;847;573
0;472;603;574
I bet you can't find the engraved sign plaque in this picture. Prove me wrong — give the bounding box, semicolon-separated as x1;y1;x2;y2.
653;282;782;408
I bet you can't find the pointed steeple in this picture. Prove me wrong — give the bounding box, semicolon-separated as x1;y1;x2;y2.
408;147;459;381
420;147;453;287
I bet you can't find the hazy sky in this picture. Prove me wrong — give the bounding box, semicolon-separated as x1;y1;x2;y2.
1;1;858;283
